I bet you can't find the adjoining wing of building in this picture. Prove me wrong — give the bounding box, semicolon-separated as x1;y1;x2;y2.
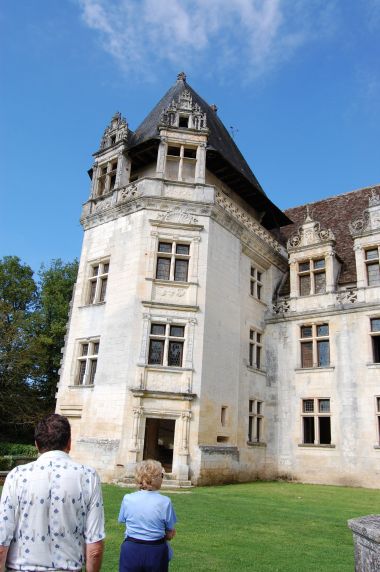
56;73;380;488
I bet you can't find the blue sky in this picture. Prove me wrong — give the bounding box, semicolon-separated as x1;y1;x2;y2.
1;0;379;272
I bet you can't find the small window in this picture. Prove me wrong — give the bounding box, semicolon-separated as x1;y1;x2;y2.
249;329;263;369
376;397;380;445
248;399;264;443
250;266;263;300
221;406;227;427
371;318;380;363
302;398;331;445
365;248;380;286
179;115;189;128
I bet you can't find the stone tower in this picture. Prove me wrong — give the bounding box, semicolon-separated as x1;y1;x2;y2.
56;72;291;485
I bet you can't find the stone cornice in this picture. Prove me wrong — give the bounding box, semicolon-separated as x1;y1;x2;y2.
267;300;380;323
129;388;196;401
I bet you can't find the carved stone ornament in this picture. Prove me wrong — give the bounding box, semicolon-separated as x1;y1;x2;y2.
288;208;335;249
349;188;380;236
159;90;207;131
336;289;358;304
118;183;140;203
157;207;198;225
93;197;113;213
100;111;128;150
272;299;290;314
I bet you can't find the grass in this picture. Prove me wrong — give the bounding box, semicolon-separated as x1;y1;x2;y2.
103;481;380;571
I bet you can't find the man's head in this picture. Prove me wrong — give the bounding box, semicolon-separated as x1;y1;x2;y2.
34;414;71;453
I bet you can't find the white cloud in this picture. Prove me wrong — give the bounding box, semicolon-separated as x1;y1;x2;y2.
78;0;338;81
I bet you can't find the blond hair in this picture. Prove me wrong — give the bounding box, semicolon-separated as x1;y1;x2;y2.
135;459;163;490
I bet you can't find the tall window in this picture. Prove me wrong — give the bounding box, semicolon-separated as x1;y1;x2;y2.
96;159;118;196
87;261;110;304
371;318;380;363
248;399;264;443
148;323;185;367
250;267;263;300
249;329;262;369
298;258;326;296
376;397;380;445
365;247;380;286
165;144;197;182
155;241;190;282
300;324;329;368
76;340;99;386
302;398;331;445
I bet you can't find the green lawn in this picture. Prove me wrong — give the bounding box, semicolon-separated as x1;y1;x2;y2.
104;481;380;571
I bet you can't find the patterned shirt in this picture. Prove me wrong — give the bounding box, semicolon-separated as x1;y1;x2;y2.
0;450;105;571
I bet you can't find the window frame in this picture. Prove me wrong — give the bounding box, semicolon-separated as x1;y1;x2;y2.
75;339;100;386
249;328;263;370
165;143;198;182
300;323;330;368
370;318;380;363
95;158;118;197
376;396;380;446
250;266;263;300
298;258;326;296
301;398;332;445
86;260;110;305
365;247;380;286
148;322;186;368
155;240;190;283
248;399;264;443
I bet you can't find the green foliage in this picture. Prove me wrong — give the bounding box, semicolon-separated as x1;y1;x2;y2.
31;259;79;408
0;256;78;440
0;442;37;456
101;482;380;572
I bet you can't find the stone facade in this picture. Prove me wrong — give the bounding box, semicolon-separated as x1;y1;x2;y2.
56;74;380;487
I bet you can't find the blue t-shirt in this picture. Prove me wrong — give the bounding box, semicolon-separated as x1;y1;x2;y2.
118;490;177;540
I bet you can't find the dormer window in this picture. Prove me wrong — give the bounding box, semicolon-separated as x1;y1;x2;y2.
365;247;380;286
165;144;197;182
95;159;118;197
298;258;326;296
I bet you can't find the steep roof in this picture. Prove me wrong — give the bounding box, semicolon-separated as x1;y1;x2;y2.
280;185;379;288
127;73;290;230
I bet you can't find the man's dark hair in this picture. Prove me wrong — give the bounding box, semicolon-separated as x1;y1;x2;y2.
34;414;71;452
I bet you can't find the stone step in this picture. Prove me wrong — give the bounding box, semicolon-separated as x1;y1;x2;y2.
115;476;192;489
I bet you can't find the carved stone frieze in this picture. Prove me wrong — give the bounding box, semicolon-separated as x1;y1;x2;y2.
157;207;199;225
215;190;286;256
158;287;186;299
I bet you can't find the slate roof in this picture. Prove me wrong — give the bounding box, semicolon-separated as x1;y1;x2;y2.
279;185;379;290
127;73;290;230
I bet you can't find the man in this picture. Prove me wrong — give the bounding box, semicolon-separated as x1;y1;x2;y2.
0;414;105;572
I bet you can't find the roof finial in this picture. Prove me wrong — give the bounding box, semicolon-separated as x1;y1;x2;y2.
210;104;218;113
304;205;313;222
177;71;187;82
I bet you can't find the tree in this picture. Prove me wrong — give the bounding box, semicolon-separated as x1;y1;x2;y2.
0;256;39;436
32;259;78;410
0;256;78;440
